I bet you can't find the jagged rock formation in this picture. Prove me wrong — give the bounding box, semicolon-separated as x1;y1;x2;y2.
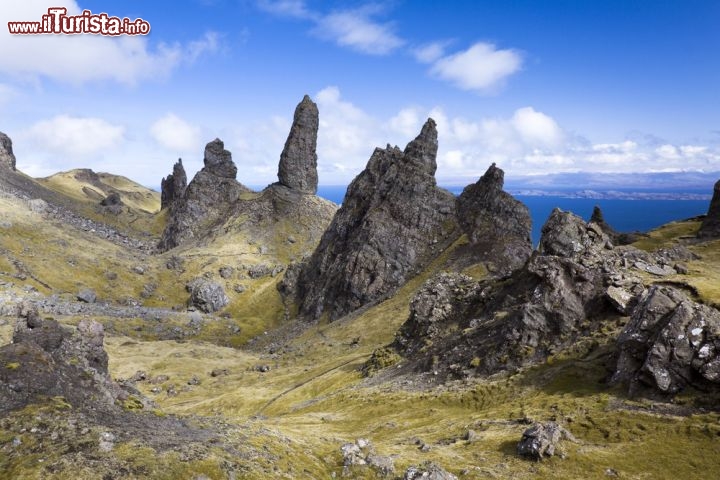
159;139;251;250
611;285;720;395
278;95;319;194
0;131;16;170
386;208;689;381
187;278;229;313
295;119;460;320
404;462;458;480
698;179;720;238
160;159;187;210
1;303;142;414
456;163;532;273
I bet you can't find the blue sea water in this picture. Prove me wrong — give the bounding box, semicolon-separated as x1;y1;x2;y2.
314;185;708;246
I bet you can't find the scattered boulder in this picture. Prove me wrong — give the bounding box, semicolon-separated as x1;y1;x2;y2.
28;198;48;214
277;95;319;194
611;285;720;395
77;288;97;304
404;461;457;480
539;208;611;257
456;163;533;273
517;422;575;460
186;278;229;313
219;266;234;279
0;131;16;171
340;438;395;477
100;192;123;207
297;119;459;320
698;179;720;239
160;159;188;210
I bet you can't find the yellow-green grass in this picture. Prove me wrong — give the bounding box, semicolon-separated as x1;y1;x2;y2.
632;219;701;252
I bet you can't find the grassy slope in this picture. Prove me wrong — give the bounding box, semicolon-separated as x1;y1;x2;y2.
2;194;720;478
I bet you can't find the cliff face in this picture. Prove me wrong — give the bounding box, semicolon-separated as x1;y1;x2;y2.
698;179;720;239
0;132;15;171
296;119;460;320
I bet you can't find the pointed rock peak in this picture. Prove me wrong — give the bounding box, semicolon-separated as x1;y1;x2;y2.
161;158;188;210
0;131;15;171
403;118;438;174
590;205;605;223
203;138;237;179
278;95;319;194
478;163;505;190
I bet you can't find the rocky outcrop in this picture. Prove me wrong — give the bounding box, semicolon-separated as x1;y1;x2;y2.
517;422;576;460
611;285;720;395
278;95;319;194
1;303;142;414
296;119;459;320
0;131;16;170
456;163;532;273
698;179;720;239
404;462;458;480
160;159;187;210
386;209;670;381
590;206;642;245
159;139;250;250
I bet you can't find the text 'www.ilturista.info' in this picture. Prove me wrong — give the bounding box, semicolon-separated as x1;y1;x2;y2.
8;8;150;35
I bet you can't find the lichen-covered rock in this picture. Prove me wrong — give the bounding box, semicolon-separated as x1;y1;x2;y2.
611;285;720;395
77;288;97;304
517;422;575;460
698;179;720;239
404;461;458;480
456;163;532;273
0;131;16;171
186;278;229;313
297;119;459;320
278;95;319;194
161;158;188;210
1;304;136;414
539;208;611;257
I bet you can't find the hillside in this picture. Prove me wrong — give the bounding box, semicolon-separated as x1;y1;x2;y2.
2;103;720;480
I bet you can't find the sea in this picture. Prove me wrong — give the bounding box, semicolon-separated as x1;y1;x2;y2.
313;185;709;246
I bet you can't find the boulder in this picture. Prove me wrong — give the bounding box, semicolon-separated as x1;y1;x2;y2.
517;422;575;460
277;95;319;194
296;119;459;320
186;278;229;313
404;462;458;480
611;285;720;395
77;288;97;304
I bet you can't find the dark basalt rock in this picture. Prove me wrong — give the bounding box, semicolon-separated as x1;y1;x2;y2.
698;179;720;239
590;205;642;245
611;285;720;395
0;131;16;171
296;119;460;320
100;192;123;207
278;95;319;194
456;163;532;273
160;159;188;210
186;278;229;313
158;139;251;250
1;303;139;415
517;422;576;460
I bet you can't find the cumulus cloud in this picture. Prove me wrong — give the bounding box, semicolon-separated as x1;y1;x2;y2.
150;114;201;152
429;42;523;93
0;1;219;85
23;115;125;157
412;41;452;64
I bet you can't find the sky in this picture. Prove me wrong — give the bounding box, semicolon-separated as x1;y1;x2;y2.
0;0;719;188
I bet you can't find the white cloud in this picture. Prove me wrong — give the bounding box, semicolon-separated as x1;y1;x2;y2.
429;42;522;93
256;0;313;19
412;41;452;63
511;107;563;147
23;115;125;157
151;114;202;152
0;1;219;85
313;9;404;55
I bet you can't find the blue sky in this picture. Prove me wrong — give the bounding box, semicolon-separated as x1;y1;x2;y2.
0;0;718;187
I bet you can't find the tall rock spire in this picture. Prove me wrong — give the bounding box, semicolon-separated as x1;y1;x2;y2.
0;132;16;171
160;159;188;210
277;95;319;194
